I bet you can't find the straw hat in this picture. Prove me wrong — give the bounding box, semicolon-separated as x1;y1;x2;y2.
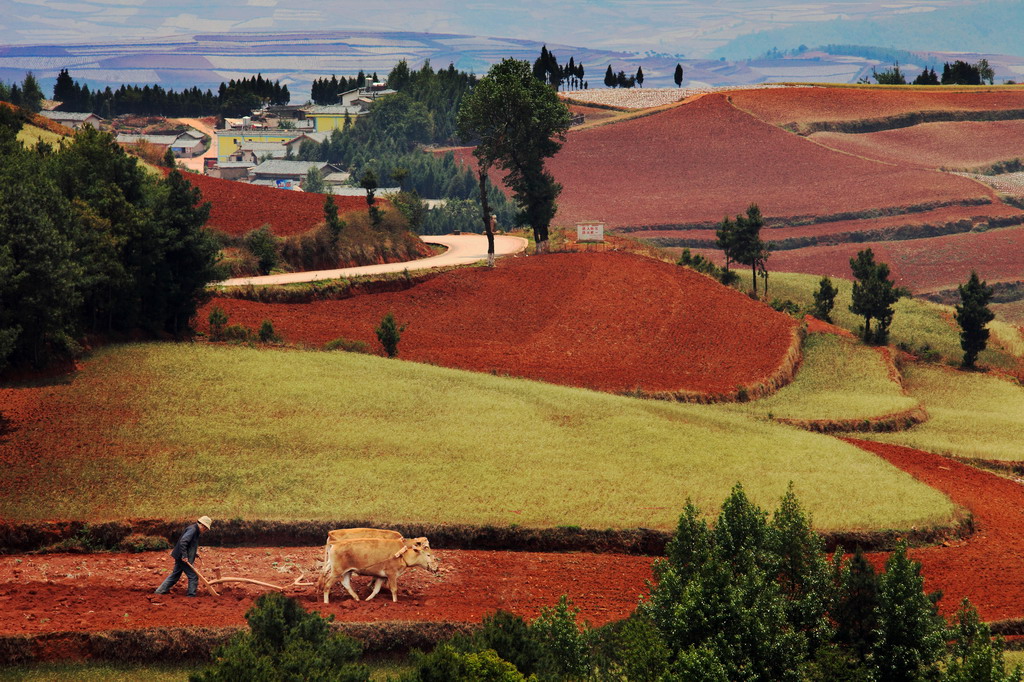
198;515;213;530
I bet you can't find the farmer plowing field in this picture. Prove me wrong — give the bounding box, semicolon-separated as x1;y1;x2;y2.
154;515;212;597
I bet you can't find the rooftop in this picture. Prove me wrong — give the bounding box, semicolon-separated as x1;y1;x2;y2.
40;111;100;121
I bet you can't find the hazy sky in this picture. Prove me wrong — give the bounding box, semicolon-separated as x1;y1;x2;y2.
0;0;973;57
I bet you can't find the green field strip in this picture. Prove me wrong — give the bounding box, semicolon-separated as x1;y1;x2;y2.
769;272;1022;369
0;344;955;532
862;363;1024;462
727;332;918;424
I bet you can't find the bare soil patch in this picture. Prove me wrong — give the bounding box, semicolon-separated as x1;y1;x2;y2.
181;173;367;237
0;549;654;637
198;251;799;396
488;94;993;230
811;120;1024;170
730;86;1024;127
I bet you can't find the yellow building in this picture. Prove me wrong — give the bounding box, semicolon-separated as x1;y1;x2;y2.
215;129;299;162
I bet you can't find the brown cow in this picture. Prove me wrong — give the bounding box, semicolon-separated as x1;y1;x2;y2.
321;528;403;566
319;536;438;604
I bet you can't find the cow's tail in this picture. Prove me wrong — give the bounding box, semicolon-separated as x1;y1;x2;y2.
316;543;332;593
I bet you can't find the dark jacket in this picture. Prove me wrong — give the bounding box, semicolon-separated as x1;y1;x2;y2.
170;522;201;562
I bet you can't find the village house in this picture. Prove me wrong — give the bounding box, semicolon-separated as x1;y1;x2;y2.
303;84;396;132
115;129;207;158
250;160;343;189
207;161;255;181
38;111;102;130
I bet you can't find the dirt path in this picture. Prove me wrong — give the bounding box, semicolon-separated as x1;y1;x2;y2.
216;234;528;287
173;117;217;173
852;438;1024;622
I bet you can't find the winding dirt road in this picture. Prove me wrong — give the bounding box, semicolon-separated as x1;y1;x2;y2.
216;234;528;287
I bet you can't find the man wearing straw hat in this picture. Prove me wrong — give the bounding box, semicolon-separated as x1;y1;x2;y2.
154;516;212;597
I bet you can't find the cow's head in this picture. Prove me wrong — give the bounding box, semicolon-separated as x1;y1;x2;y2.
404;537;439;573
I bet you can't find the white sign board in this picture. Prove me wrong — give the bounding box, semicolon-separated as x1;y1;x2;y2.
577;222;604;242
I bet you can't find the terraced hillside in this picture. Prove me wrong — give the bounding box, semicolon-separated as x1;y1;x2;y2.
592;85;1024;296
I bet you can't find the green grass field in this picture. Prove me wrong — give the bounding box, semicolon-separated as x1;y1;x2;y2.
768;272;1022;369
0;343;955;531
862;363;1024;461
730;332;918;421
16;123;65;149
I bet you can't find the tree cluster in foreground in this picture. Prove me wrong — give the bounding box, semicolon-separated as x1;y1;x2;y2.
0;108;222;372
194;486;1020;682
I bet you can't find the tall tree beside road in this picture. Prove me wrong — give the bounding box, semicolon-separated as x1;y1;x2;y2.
955;270;995;368
457;58;571;253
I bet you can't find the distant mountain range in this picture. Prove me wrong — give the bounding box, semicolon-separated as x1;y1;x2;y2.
2;31;1023;103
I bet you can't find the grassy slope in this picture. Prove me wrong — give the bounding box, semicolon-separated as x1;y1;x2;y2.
862;363;1024;462
0;343;954;531
728;333;917;421
768;272;1023;369
16;123;64;148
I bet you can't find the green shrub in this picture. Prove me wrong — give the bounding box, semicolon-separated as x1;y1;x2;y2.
191;592;368;682
469;611;543;678
119;533;171;553
529;595;591;680
243;225;280;275
208;307;228;341
376;312;407;358
324;337;370;354
222;324;255;343
770;298;802;317
258;319;281;344
401;643;527;681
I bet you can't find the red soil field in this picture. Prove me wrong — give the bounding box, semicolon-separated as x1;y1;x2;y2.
811;120;1024;170
0;549;654;637
469;94;993;230
3;439;1024;644
566;103;620;126
200;251;798;396
757;225;1024;292
181;173;367;237
729;86;1024;126
629;202;1024;246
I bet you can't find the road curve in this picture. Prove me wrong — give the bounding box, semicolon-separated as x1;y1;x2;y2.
215;234;528;287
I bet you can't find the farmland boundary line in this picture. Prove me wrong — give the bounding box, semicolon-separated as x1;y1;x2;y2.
0;513;974;556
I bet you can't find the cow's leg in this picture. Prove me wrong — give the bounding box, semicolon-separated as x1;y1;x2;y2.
388;574;399;602
366;577;384;601
341;571;361;601
322;570;335;604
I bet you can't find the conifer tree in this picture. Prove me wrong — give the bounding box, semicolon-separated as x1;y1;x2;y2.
955;270;995;368
605;65;614;87
811;276;839;323
636;66;644;87
849;248;902;344
675;63;684;87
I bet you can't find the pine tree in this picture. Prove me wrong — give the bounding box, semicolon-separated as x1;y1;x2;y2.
674;63;684;87
849;249;902;344
605;65;614;88
811;276;839;323
955;270;995;368
636;66;644;87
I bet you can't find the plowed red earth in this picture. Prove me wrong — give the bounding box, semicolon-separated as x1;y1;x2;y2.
0;550;654;636
630;202;1024;244
181;173;367;237
3;439;1024;641
729;86;1024;126
751;226;1024;292
198;251;798;395
811;120;1024;170
460;94;993;230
